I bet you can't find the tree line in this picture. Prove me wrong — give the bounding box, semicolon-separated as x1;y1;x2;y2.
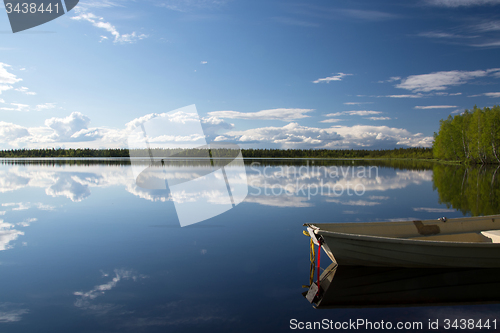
0;147;434;159
433;105;500;164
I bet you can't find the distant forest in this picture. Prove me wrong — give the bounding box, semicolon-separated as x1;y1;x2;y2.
0;147;434;159
433;105;500;164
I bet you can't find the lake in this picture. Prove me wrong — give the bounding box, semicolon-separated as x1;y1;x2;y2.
0;159;499;332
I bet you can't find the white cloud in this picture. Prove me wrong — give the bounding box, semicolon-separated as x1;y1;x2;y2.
327;199;381;206
0;103;30;112
17;218;37;227
0;122;30;141
74;269;141;310
425;0;500;6
385;94;424;98
396;69;500;92
217;123;433;149
413;207;456;213
201;61;208;64
245;196;313;207
313;73;352;83
343;102;373;105
35;103;57;111
45;112;92;141
378;76;401;83
320;119;344;123
368;196;390;200
0;63;22;94
414;105;458;109
325;110;382;117
365;116;391;120
71;12;148;44
14;87;36;95
207;108;314;121
0;304;29;323
0;222;24;251
472;41;500;47
484;92;500;97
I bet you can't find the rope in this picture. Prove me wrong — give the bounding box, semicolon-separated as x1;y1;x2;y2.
302;230;316;289
309;238;315;286
317;240;321;295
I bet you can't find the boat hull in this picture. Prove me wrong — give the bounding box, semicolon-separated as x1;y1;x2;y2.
319;231;500;268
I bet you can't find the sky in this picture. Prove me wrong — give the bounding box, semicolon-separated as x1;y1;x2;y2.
0;0;500;150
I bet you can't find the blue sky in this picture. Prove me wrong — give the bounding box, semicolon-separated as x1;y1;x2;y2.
1;0;500;150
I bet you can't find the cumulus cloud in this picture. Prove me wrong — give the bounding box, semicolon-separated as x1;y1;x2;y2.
45;175;92;202
208;108;314;121
484;92;500;97
414;105;458;109
45;112;93;141
216;123;432;149
396;69;500;92
71;12;148;44
201;116;234;141
313;73;352;83
0;122;30;142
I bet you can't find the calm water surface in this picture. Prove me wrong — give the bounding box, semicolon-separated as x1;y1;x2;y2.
0;159;499;332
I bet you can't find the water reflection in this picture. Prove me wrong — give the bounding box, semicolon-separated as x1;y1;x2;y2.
433;164;500;216
306;263;500;308
0;303;29;323
1;159;499;253
74;269;147;314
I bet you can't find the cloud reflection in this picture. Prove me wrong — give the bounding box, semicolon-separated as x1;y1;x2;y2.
0;303;29;323
0;221;24;251
74;269;147;312
0;163;434;210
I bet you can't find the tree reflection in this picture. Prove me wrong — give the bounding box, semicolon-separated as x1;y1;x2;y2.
433;164;500;216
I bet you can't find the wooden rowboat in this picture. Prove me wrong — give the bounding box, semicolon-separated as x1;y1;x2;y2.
305;215;500;268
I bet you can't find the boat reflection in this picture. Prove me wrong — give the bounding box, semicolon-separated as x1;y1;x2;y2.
304;263;500;308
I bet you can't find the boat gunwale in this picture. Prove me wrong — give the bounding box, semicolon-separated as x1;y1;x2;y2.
315;229;500;247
